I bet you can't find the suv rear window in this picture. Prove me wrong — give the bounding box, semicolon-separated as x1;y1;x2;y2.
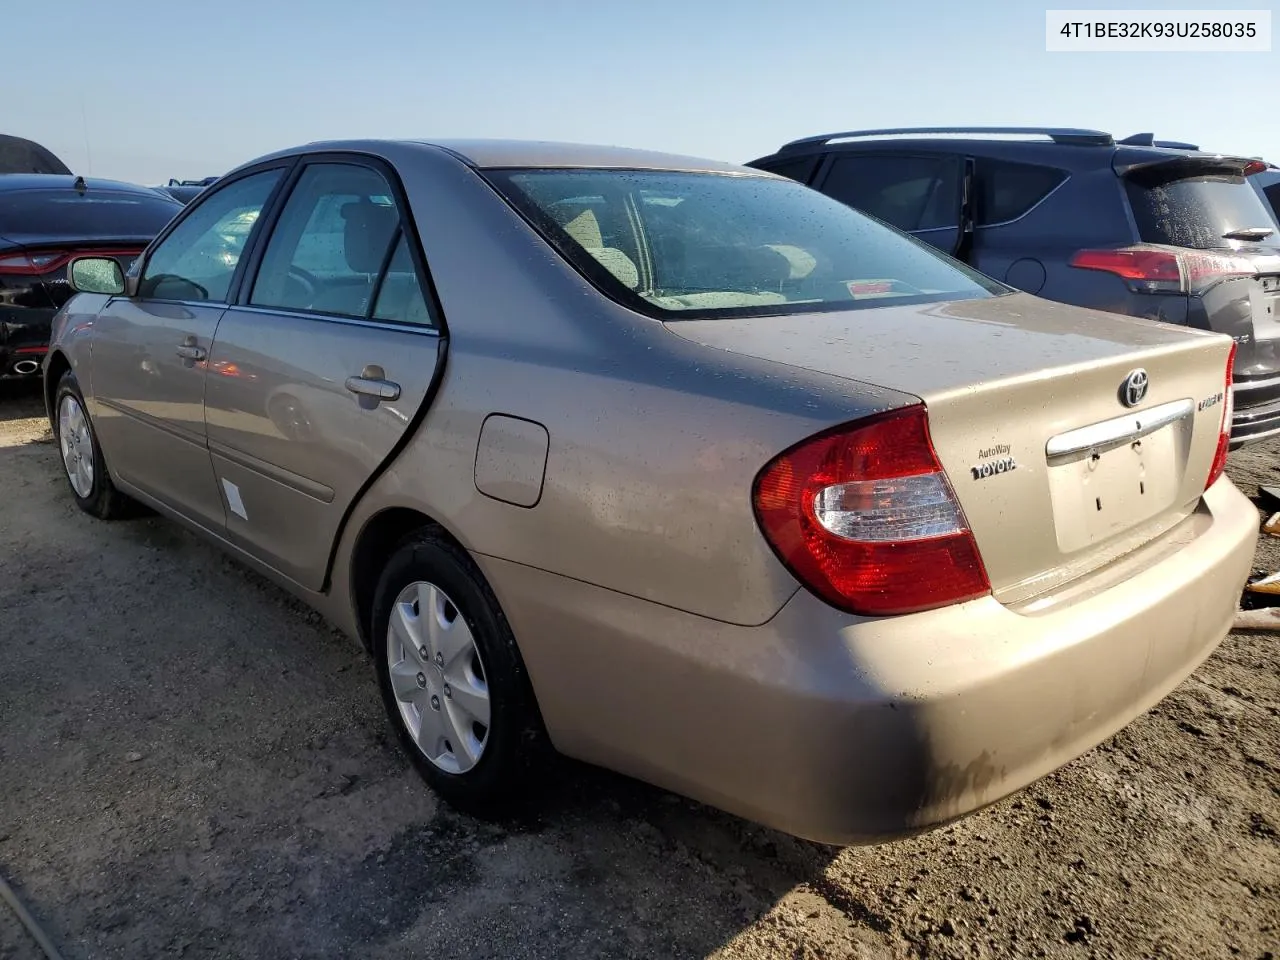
0;188;181;237
487;168;1006;321
1124;169;1279;249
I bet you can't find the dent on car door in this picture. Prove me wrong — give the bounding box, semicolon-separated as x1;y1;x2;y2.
204;160;443;590
816;153;966;257
88;169;284;528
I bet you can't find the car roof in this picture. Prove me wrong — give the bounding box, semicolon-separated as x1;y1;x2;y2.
0;173;179;198
747;127;1254;172
235;138;757;176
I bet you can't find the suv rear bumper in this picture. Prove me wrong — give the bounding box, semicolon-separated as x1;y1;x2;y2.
1230;373;1280;448
481;478;1258;846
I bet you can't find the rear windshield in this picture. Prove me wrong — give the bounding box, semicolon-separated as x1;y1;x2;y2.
487;169;1006;320
1124;171;1280;249
0;188;181;237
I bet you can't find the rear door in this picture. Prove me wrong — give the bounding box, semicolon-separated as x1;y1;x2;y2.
204;157;443;590
813;152;967;256
88;169;285;529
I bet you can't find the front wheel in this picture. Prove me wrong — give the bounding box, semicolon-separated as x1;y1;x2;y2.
371;529;549;814
52;371;138;520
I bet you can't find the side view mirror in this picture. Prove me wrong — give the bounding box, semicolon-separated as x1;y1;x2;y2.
67;256;126;295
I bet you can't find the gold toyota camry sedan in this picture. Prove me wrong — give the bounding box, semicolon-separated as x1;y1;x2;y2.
43;139;1257;845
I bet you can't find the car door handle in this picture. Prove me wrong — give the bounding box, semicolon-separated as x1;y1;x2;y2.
345;376;400;400
176;336;206;364
345;364;401;406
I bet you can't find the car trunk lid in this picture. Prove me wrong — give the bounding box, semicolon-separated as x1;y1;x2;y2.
665;292;1234;606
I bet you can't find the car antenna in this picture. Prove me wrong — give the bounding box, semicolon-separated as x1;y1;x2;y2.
73;174;87;194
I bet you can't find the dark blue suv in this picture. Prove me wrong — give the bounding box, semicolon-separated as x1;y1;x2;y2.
747;127;1280;448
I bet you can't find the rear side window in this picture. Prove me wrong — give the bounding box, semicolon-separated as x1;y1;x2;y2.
371;234;433;326
1262;182;1280;221
753;155;820;184
819;155;961;231
0;189;180;237
250;162;437;327
250;163;401;318
974;159;1066;225
1124;169;1280;249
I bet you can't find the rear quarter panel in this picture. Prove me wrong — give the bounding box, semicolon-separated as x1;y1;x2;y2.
332;144;919;627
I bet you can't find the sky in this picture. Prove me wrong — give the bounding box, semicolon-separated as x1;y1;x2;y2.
5;0;1277;185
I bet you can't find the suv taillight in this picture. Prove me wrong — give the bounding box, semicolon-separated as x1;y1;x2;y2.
1070;245;1256;295
1206;341;1237;490
752;405;990;617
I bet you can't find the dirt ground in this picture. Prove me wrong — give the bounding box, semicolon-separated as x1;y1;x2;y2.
0;380;1276;960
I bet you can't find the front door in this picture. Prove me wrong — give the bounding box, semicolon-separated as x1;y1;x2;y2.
204;159;443;590
89;169;285;530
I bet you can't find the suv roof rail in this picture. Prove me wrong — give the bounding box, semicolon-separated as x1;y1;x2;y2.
776;126;1115;153
1117;132;1201;150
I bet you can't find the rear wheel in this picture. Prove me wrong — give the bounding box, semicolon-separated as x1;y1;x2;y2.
53;370;137;520
372;529;549;814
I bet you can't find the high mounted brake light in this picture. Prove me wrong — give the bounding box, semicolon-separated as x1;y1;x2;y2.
752;405;990;617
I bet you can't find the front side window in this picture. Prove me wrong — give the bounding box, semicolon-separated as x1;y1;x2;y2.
139;170;282;302
819;155;962;232
250;163;402;318
488;168;1004;320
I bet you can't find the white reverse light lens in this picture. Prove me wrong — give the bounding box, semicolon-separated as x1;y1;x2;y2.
813;474;964;542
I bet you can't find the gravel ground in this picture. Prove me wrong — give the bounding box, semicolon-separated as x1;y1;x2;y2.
0;380;1276;960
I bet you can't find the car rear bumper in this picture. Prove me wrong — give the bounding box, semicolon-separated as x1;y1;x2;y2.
0;306;54;378
484;477;1258;846
1229;373;1280;448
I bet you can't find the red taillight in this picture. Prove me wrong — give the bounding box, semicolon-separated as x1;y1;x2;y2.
1243;160;1269;176
752;405;991;617
1070;245;1256;294
0;248;141;276
0;250;72;275
1206;341;1237;490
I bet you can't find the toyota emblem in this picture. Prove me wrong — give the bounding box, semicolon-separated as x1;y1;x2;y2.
1120;369;1149;407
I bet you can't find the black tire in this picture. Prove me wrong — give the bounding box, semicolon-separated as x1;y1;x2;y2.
52;370;138;520
371;528;549;815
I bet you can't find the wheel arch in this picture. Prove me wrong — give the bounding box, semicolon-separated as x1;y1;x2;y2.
349;506;474;653
43;349;72;424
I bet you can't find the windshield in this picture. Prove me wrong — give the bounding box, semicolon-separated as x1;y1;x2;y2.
487;169;1007;320
1125;171;1280;250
